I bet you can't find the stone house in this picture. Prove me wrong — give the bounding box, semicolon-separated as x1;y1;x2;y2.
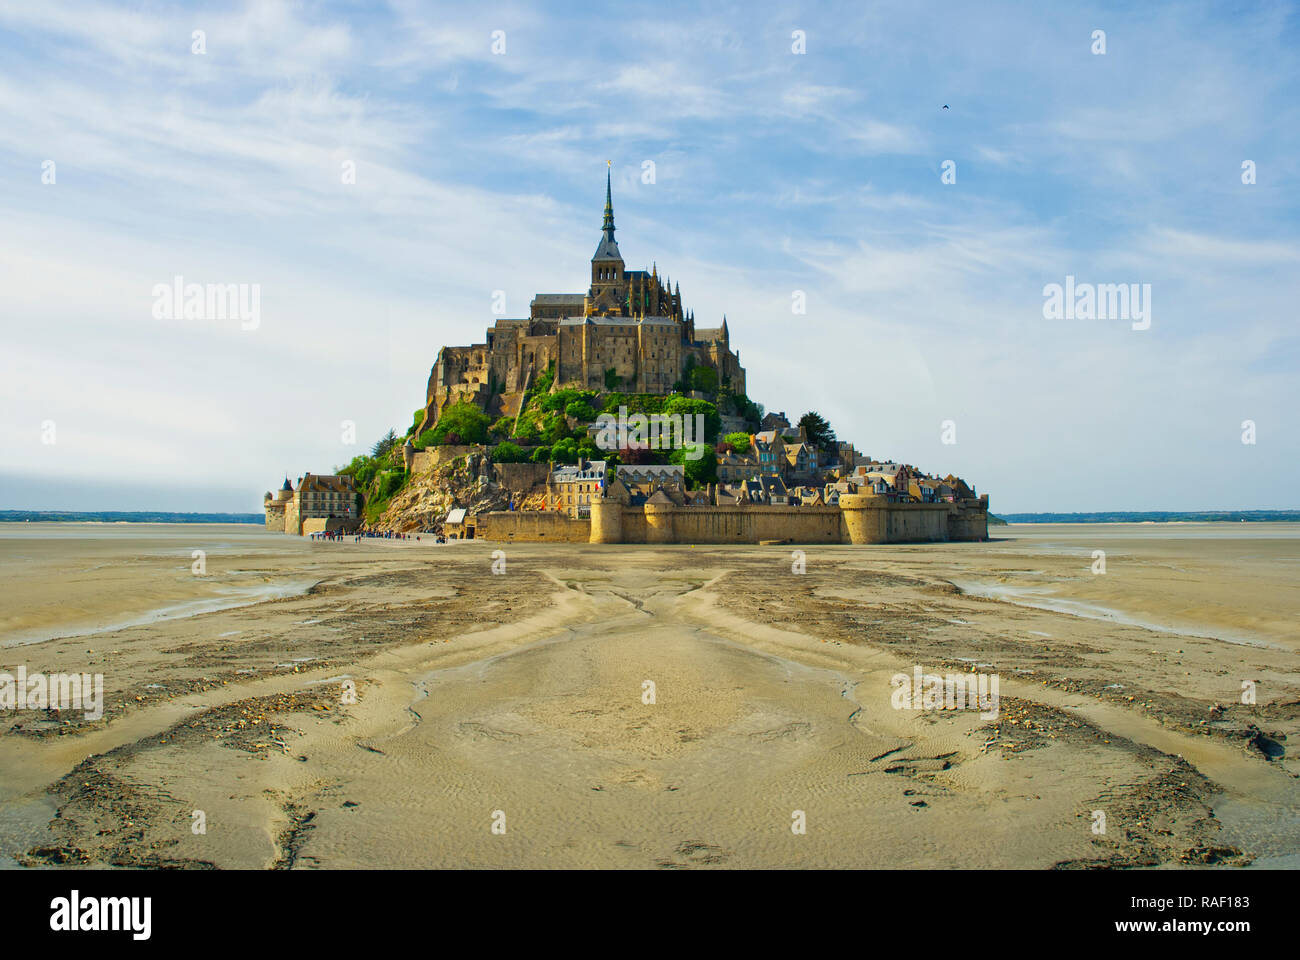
264;474;357;535
547;459;608;517
784;442;819;482
752;431;786;479
716;449;759;484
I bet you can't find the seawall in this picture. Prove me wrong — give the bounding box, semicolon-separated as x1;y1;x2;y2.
471;495;987;545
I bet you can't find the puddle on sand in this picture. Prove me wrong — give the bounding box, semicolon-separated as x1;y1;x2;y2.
0;795;59;870
948;579;1281;650
1;579;319;649
1213;794;1300;867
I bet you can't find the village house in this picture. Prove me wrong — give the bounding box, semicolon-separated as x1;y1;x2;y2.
856;461;909;491
547;459;607;517
824;480;857;505
720;473;790;505
784;442;820;483
616;464;684;486
444;507;470;538
944;474;977;501
603;464;690;507
909;477;953;503
760;411;791;433
753;431;787;479
790;485;825;506
716;448;760;484
264;474;357;535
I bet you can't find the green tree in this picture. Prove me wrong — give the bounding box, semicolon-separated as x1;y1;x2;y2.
371;429;400;459
663;396;720;442
687;364;718;396
339;454;381;489
550;437;579;464
669;442;717;488
798;411;836;450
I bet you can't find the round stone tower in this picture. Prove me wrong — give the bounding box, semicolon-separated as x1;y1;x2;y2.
643;492;676;544
838;493;888;545
589;496;623;543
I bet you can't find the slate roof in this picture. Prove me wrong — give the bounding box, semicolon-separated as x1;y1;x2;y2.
616;464;684;483
551;460;607;482
593;233;622;261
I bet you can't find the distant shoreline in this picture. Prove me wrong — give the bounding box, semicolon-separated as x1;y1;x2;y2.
3;509;1297;526
0;511;262;524
993;511;1300;524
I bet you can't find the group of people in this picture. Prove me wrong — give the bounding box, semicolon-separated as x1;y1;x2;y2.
309;529;449;543
308;530;348;541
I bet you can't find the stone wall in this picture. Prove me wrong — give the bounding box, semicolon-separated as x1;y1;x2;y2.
681;504;844;543
284;498;301;536
492;461;549;492
302;517;362;536
476;497;987;545
613;503;846;544
475;511;591;543
264;503;286;531
839;494;987;544
947;496;991;541
410;445;481;476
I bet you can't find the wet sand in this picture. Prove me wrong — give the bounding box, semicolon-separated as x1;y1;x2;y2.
1;522;1297;869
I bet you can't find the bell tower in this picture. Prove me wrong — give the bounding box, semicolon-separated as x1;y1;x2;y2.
588;165;626;316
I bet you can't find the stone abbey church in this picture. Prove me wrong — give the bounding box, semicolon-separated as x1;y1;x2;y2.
418;172;747;431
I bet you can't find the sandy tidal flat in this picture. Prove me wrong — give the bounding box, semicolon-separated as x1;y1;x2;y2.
0;522;1297;869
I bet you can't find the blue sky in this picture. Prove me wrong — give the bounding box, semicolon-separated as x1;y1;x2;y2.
1;0;1297;512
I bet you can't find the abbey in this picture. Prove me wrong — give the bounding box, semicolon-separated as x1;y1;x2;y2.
417;172;746;432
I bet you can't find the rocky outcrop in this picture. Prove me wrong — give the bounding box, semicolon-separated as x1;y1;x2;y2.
367;451;549;533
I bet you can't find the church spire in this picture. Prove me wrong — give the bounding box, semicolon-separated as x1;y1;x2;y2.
592;164;623;265
602;165;615;236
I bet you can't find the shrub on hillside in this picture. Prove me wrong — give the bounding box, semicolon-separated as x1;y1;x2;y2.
422;402;490;446
565;400;597;422
376;470;407;500
724;431;752;454
491;442;529;463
